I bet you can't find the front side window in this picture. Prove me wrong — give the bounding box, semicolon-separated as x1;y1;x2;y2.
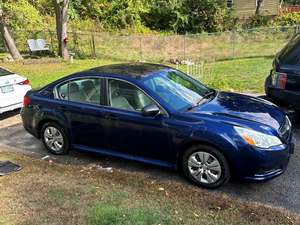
108;79;154;112
141;69;211;111
56;78;101;105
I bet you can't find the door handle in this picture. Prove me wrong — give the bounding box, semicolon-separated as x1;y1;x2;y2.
105;114;119;121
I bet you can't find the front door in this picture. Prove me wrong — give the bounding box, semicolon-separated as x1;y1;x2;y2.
104;78;172;163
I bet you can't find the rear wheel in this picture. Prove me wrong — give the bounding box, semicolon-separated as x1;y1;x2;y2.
41;122;69;155
182;145;230;189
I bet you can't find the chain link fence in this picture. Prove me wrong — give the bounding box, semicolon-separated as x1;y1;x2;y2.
0;26;298;63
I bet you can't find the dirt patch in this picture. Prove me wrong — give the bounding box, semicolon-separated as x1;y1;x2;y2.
0;151;299;225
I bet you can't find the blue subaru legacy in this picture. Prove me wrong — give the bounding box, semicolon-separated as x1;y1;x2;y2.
21;63;295;188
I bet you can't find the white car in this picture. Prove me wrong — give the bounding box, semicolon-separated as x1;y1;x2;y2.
0;67;31;114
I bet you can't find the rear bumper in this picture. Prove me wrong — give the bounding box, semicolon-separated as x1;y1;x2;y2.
266;79;300;109
20;107;39;138
0;102;23;114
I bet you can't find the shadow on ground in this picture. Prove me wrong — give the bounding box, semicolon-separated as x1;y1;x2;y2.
0;109;19;121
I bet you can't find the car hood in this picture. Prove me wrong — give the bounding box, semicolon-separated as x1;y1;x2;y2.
189;92;285;130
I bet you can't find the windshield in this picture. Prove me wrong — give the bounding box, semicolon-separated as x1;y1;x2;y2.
0;68;13;76
141;69;211;111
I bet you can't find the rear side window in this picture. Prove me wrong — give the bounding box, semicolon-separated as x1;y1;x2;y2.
0;68;13;76
278;34;300;65
56;78;102;105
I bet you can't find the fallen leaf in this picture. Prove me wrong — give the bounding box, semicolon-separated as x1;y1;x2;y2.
193;212;199;218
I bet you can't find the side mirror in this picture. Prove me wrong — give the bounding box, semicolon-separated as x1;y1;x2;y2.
141;104;160;117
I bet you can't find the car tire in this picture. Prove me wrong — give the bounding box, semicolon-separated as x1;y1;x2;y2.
41;122;70;155
182;145;230;189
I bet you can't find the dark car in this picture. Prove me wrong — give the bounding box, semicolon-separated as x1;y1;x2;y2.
265;34;300;110
21;63;295;189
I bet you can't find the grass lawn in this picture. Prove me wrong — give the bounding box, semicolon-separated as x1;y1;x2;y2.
0;56;272;93
0;151;298;225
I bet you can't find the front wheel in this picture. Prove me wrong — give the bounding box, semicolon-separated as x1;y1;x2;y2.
182;145;230;189
41;122;70;155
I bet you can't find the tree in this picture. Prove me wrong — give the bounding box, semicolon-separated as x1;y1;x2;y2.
53;0;69;59
255;0;264;15
0;4;22;60
283;0;300;5
142;0;187;33
183;0;234;33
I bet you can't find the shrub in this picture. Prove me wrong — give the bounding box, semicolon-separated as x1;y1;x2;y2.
274;12;300;26
2;0;44;31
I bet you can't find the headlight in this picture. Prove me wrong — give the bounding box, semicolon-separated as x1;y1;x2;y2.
234;126;282;149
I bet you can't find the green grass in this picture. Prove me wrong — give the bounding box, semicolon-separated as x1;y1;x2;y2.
87;203;173;225
1;58;118;89
201;57;272;93
0;56;272;93
86;190;173;225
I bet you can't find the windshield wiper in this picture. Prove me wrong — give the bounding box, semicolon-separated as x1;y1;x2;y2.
186;89;217;111
187;89;217;111
195;89;216;105
202;89;216;99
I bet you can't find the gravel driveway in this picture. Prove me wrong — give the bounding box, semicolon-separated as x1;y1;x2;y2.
0;109;299;214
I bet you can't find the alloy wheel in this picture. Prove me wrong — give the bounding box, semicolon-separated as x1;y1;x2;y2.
188;151;222;184
43;126;64;152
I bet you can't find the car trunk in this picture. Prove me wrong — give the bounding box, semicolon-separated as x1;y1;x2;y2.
0;74;29;107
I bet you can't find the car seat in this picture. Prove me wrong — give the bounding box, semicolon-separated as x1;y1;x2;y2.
69;82;87;102
82;80;100;104
109;81;134;111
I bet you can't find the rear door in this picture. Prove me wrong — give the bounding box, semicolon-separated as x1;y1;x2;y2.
55;77;109;149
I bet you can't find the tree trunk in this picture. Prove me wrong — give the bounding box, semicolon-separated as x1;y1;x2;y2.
255;0;264;15
0;11;22;60
61;0;69;60
54;1;62;55
53;0;69;60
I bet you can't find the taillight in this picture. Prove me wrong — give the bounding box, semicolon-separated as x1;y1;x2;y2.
19;79;30;85
278;73;287;89
273;72;287;90
23;96;31;107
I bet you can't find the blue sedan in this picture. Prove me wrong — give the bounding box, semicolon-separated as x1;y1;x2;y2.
21;63;295;188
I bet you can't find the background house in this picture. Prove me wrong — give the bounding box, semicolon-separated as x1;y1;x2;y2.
228;0;280;18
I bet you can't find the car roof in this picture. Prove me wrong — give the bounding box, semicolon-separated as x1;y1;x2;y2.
87;63;172;78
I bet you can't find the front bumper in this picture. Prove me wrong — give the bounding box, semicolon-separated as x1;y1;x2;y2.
240;134;295;181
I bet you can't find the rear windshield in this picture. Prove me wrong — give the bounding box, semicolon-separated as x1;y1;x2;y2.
278;34;300;65
0;68;13;76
